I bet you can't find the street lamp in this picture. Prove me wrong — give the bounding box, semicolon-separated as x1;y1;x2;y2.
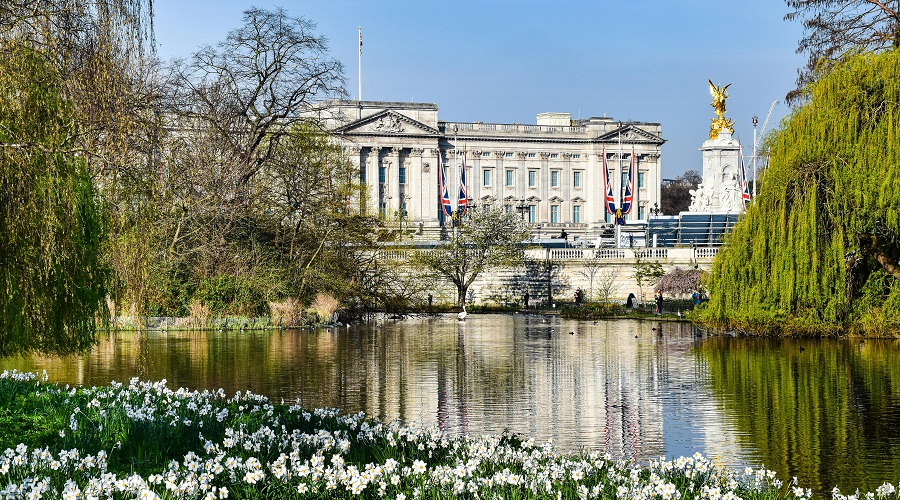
752;115;758;198
650;202;661;218
516;198;527;219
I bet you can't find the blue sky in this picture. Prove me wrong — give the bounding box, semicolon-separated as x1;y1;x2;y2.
153;1;805;178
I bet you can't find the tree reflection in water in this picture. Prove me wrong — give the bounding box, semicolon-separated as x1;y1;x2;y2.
697;337;900;495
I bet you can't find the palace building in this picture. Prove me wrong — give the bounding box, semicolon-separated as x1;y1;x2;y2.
315;100;664;240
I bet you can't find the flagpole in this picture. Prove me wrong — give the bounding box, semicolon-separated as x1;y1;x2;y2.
357;27;362;102
618;123;623;221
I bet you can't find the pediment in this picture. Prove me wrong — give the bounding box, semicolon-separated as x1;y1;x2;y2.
335;110;440;136
595;124;664;145
480;195;497;203
549;196;564;203
571;196;586;203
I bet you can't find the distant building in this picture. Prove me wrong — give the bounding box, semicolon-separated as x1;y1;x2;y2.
316;100;665;240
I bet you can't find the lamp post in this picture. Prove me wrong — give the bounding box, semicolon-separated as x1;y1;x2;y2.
752;115;758;198
516;198;527;220
545;247;552;309
650;202;661;218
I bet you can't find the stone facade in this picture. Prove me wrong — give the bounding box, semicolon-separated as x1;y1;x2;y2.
313;100;665;240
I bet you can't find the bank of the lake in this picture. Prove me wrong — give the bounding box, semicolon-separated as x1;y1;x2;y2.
3;315;899;496
0;370;832;500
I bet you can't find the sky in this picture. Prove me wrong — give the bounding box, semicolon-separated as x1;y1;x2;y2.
152;0;806;179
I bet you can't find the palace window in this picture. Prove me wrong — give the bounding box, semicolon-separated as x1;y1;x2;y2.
400;202;408;217
505;152;513;158
550;153;559;159
638;172;645;188
551;170;559;187
573;205;582;223
528;170;537;187
572;154;581;159
528;205;536;223
399;166;407;185
360;167;366;185
482;151;491;157
638;204;645;219
379;166;387;184
551;205;559;223
483;169;492;187
506;169;514;187
573;171;582;188
379;202;387;217
527;153;536;158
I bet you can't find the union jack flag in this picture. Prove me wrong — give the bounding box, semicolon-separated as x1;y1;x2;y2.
602;147;617;215
457;151;468;216
438;152;453;218
621;146;636;215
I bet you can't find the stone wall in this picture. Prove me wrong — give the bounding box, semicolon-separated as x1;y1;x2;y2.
379;247;718;307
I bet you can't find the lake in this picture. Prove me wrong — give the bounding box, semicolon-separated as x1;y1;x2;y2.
2;314;898;494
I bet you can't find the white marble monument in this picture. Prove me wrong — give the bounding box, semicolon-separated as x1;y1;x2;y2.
689;81;744;213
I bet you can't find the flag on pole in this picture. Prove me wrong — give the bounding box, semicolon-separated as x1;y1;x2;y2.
457;151;468;216
602;147;617;215
621;146;636;214
358;27;362;55
438;152;453;218
739;146;751;209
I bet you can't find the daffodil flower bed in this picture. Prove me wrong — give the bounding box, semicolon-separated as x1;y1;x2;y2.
0;370;891;500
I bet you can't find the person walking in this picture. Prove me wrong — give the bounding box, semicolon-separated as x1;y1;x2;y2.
655;289;663;314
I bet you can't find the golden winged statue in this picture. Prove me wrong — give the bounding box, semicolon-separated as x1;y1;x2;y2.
708;79;734;139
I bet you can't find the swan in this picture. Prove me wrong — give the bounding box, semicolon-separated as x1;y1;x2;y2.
457;305;468;321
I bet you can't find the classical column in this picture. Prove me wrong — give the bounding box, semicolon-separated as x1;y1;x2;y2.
562;152;572;223
388;147;402;215
517;151;529;219
468;150;484;203
427;147;441;225
367;147;381;216
594;151;607;224
539;151;550;222
408;148;425;223
344;145;362;212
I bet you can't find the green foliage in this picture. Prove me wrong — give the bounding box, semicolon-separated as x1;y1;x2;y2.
560;302;626;319
702;49;900;336
0;43;108;356
633;256;665;297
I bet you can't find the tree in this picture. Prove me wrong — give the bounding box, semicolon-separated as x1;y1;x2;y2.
0;44;108;356
414;206;531;307
660;170;701;215
140;7;353;315
165;7;344;194
703;50;900;335
1;1;154;354
593;268;620;305
576;256;607;301
656;268;703;297
785;0;900;103
633;256;665;302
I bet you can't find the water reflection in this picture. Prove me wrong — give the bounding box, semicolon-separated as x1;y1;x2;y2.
697;337;900;495
3;316;898;493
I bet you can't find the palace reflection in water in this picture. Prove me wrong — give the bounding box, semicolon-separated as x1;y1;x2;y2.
3;315;899;494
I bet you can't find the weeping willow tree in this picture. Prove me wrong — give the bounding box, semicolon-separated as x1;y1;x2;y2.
0;1;155;354
703;49;900;336
0;44;108;356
